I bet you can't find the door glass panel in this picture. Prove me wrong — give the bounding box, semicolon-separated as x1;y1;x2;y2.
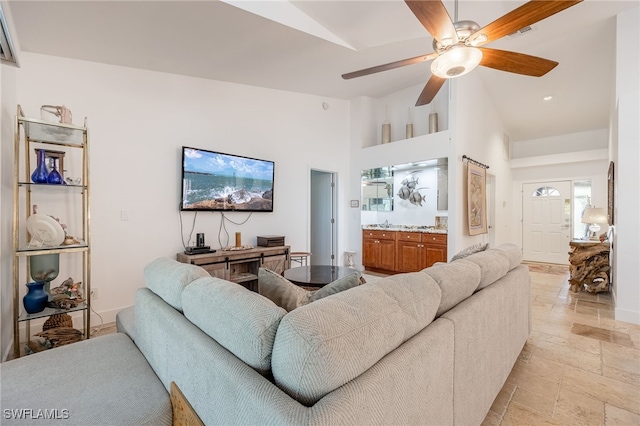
532;186;560;197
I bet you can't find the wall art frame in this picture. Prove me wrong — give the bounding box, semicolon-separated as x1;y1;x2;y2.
467;161;487;235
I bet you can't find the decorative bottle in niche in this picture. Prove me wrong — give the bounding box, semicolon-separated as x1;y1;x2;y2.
381;105;391;144
47;158;63;184
382;121;391;144
406;107;414;139
23;282;48;314
429;112;439;134
31;149;49;184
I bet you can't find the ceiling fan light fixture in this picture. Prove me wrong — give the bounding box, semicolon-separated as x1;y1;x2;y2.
431;46;482;79
467;33;488;47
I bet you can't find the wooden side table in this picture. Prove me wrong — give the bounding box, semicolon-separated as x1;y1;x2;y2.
568;241;610;293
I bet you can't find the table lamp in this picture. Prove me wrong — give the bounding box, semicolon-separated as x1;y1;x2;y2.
581;207;607;240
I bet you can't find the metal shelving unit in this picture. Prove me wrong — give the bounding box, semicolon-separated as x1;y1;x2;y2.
12;105;91;358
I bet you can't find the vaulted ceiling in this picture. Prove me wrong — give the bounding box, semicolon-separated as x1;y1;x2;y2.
7;1;639;141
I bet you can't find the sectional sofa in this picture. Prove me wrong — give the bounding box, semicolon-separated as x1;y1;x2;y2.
1;244;530;425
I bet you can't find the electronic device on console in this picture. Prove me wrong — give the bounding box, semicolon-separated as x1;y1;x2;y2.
184;246;215;255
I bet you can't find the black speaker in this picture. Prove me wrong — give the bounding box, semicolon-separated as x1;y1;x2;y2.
196;233;205;247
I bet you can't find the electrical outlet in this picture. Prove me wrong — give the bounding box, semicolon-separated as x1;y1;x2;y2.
91;287;99;300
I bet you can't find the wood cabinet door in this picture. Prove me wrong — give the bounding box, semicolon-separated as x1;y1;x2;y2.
262;255;287;275
378;240;396;271
362;238;379;268
200;262;229;280
425;246;447;268
396;241;422;272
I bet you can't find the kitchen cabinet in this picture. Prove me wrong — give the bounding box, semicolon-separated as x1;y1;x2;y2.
362;230;396;272
365;230;447;274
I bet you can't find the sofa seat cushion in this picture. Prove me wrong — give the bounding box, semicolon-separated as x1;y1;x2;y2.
257;268;361;312
271;271;442;405
463;249;511;290
182;276;287;375
422;259;482;317
0;333;171;426
144;257;209;312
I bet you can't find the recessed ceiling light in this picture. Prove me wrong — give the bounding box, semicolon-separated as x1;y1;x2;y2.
543;95;553;101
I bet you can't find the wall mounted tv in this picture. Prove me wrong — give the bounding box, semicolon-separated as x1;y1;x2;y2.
180;146;274;212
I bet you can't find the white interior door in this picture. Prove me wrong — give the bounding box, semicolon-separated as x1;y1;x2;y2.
522;181;571;264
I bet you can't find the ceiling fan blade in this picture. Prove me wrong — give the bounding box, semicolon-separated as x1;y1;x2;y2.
469;0;583;47
479;47;558;77
405;0;458;46
415;75;446;106
342;53;438;80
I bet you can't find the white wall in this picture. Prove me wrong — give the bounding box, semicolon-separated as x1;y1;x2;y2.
1;61;18;360
449;72;514;253
611;8;640;324
7;52;351;333
370;81;449;147
511;129;608;159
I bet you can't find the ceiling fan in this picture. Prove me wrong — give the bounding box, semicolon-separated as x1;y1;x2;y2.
342;0;583;106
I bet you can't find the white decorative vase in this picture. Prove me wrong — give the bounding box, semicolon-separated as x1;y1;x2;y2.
382;121;391;144
429;112;438;134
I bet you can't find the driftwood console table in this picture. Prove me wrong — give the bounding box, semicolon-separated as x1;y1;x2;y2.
568;241;610;293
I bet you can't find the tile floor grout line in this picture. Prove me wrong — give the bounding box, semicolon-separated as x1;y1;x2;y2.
550;363;566;421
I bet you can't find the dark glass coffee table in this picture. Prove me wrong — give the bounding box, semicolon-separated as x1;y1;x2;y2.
283;265;360;287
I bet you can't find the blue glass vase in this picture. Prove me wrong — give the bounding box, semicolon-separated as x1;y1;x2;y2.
31;149;49;184
23;282;48;314
47;159;63;184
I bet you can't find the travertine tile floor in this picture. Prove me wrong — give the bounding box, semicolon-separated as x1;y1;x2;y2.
482;263;640;425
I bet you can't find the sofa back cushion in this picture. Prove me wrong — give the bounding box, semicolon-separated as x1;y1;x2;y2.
144;257;210;312
422;260;482;317
182;277;287;375
494;243;523;271
271;272;442;405
462;249;511;291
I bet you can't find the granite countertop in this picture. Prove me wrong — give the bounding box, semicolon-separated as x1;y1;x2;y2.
362;225;447;234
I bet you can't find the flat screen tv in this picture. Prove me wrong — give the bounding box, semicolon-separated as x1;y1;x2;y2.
180;146;274;212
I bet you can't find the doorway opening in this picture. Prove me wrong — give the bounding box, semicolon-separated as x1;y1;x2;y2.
522;180;572;264
310;170;337;266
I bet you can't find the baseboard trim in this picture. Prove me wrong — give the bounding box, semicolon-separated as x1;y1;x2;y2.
614;307;640;325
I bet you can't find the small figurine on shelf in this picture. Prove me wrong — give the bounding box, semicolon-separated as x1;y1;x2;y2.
48;277;84;310
63;235;80;245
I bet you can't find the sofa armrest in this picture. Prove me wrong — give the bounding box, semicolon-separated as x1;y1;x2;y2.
116;305;135;341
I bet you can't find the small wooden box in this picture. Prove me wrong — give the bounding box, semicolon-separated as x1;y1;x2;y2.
257;235;285;247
